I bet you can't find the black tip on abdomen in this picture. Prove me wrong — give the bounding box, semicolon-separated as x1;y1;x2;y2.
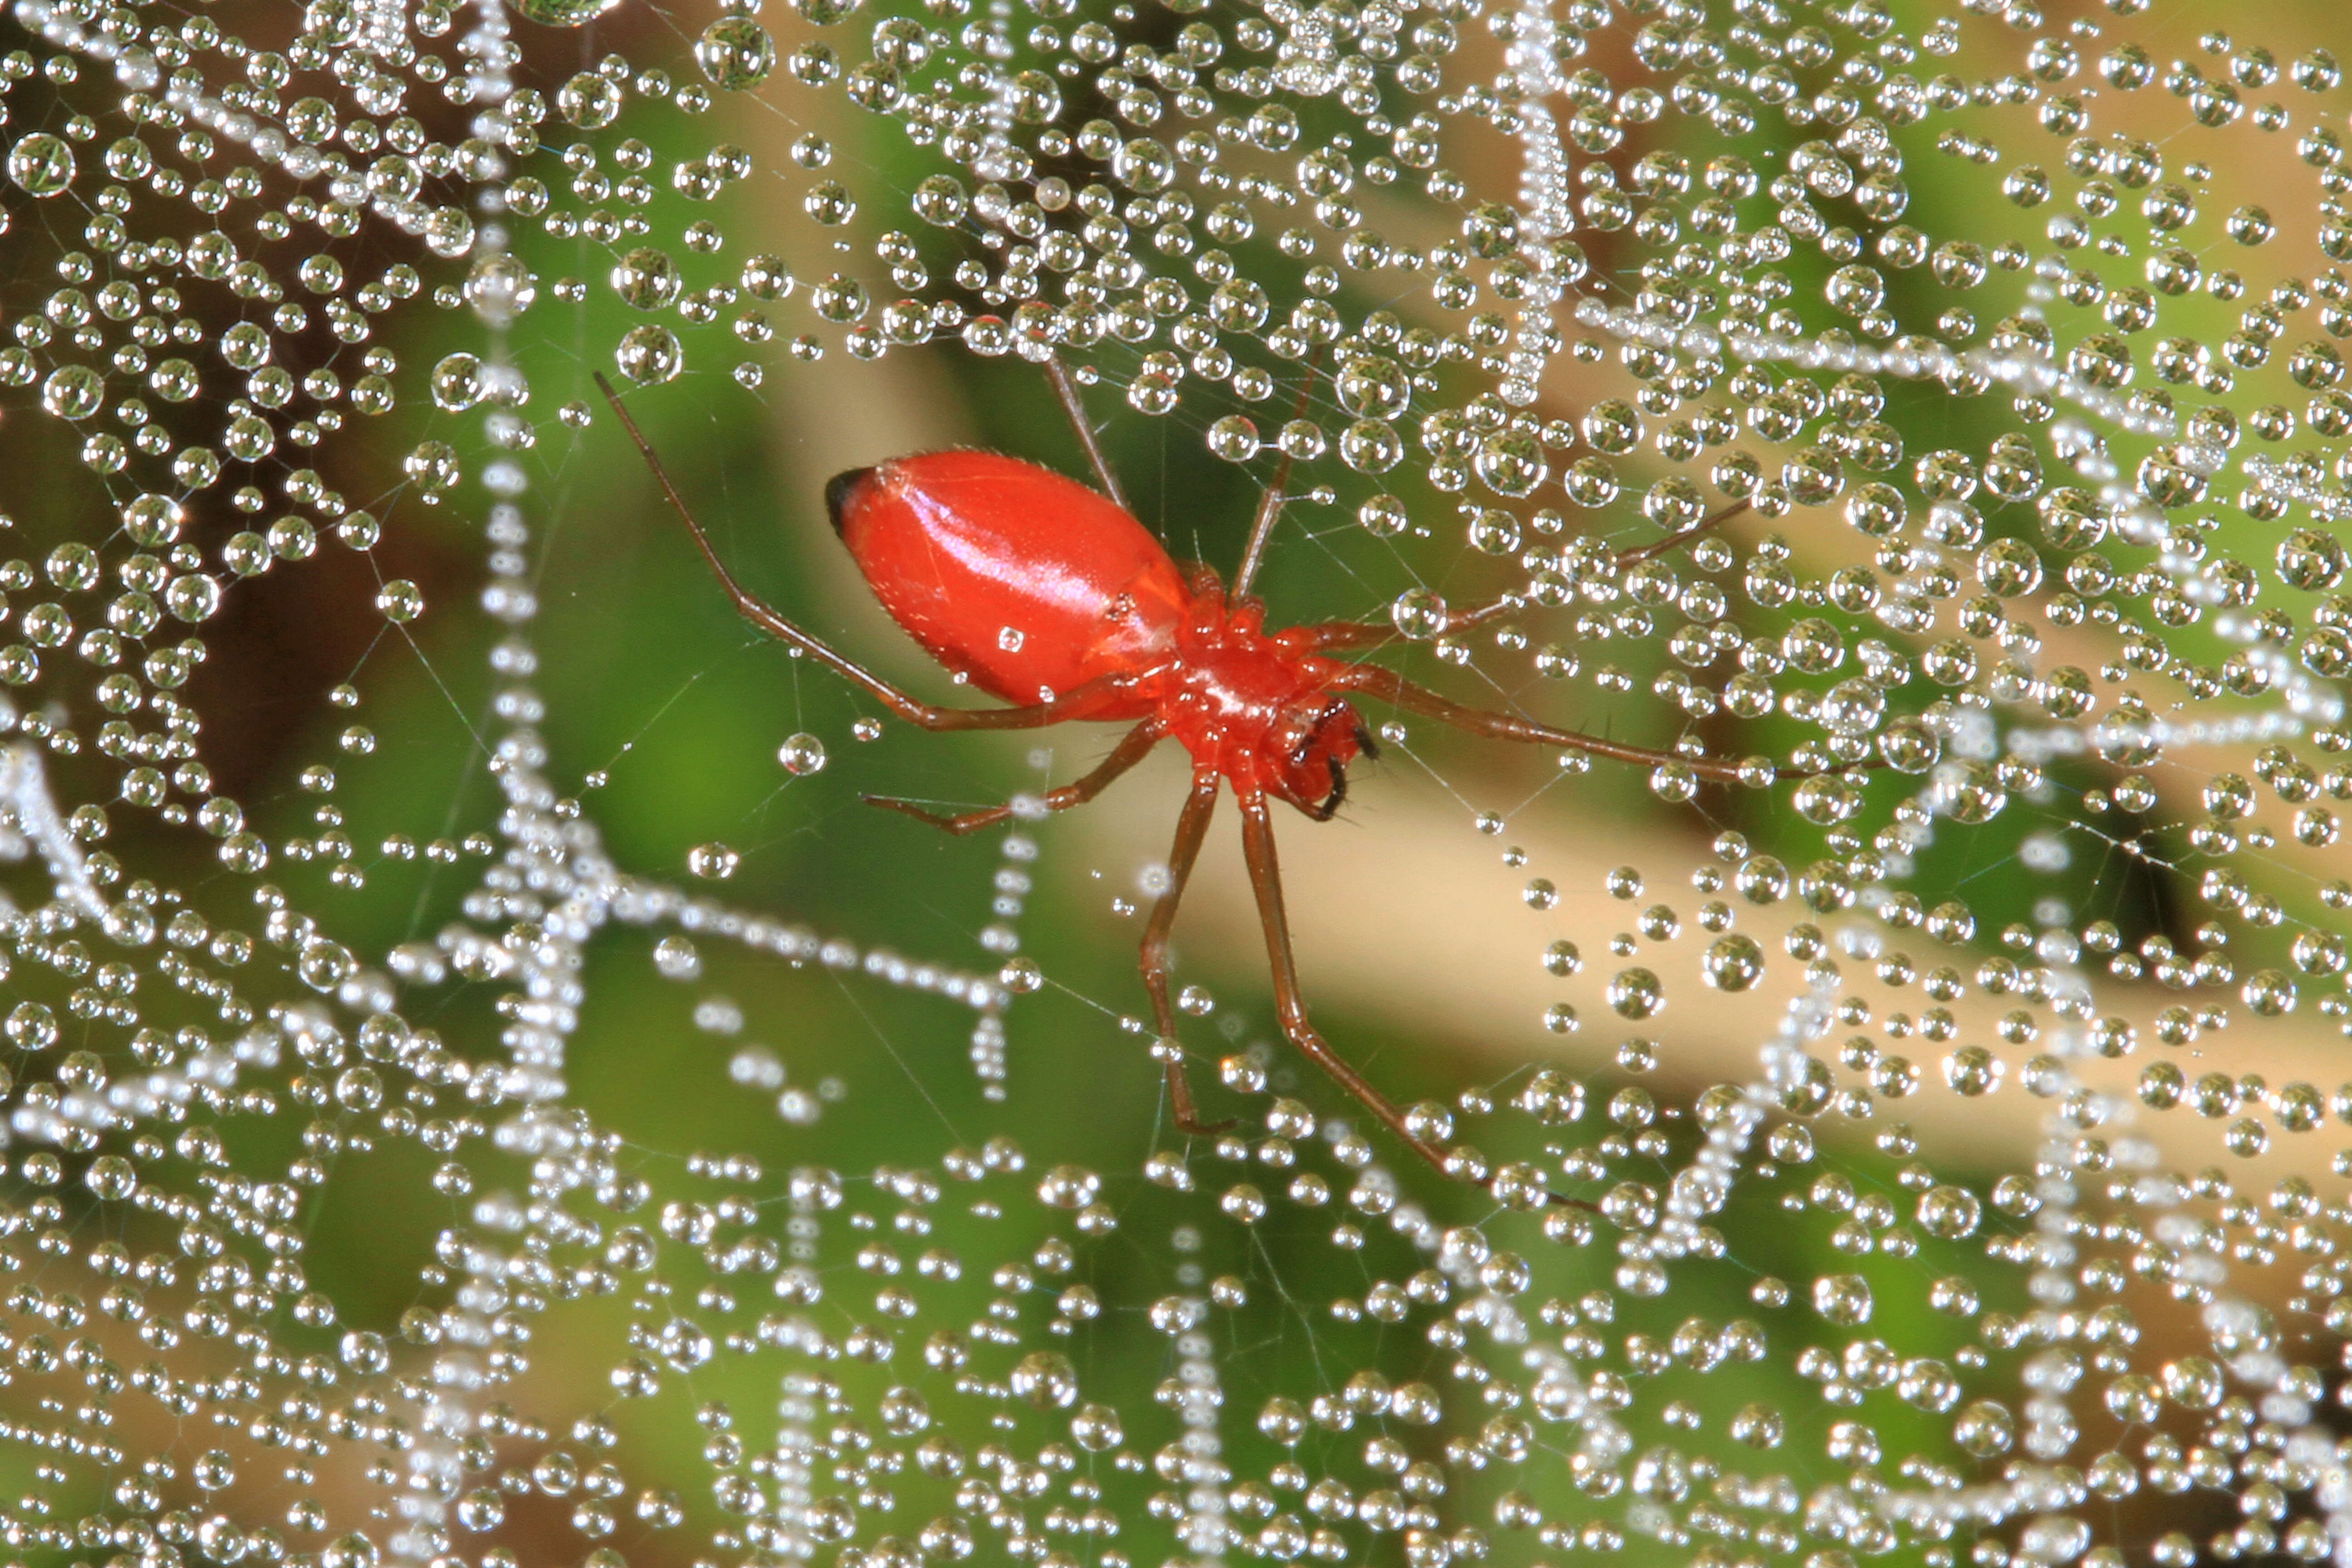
824;466;875;536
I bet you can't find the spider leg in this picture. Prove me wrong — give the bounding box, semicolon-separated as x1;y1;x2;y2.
597;371;1123;735
1239;794;1600;1212
1231;353;1326;599
1296;499;1747;652
1043;358;1130;514
1235;792;1453;1175
1140;772;1235;1138
1615;498;1751;567
1295;591;1524;654
865;720;1164;834
1334;664;1749;783
1289;500;1749;653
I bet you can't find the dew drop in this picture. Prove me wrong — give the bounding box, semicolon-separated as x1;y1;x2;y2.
612;247;683;311
1010;1349;1080;1409
696;17;777;89
84;1154;137;1200
512;0;623;24
41;365;103;421
1389;587;1446;640
617;324;684;384
7;1001;57;1051
1607;966;1663;1019
7;133;76;197
1812;1272;1873;1326
778;732;828;775
376;580;425;623
1701;934;1764;992
688;843;740;880
653;935;702;980
1070;1403;1122;1452
431;353;485;412
558;71;625;129
1207;414;1260;462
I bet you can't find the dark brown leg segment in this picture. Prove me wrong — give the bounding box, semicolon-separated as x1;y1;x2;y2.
1296;592;1525;654
1231;355;1325;600
1335;664;1747;783
866;721;1164;834
1234;793;1455;1176
1044;358;1131;514
1237;794;1597;1210
1297;499;1747;653
1139;773;1230;1137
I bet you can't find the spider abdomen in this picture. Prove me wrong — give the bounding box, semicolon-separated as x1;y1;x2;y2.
829;451;1187;708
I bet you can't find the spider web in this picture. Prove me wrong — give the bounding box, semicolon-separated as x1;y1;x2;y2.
0;6;2348;1568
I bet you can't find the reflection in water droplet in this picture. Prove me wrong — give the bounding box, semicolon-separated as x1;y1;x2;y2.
617;324;684;384
375;581;425;623
778;733;828;775
1388;587;1445;640
7;133;76;196
511;0;623;23
687;843;739;880
611;247;682;311
1700;934;1764;992
1812;1273;1874;1326
696;18;776;89
558;71;624;128
41;365;103;421
430;353;484;412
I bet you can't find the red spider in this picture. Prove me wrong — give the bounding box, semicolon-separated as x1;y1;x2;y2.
594;368;1742;1181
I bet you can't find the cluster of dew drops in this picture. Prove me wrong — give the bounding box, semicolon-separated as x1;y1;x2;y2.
7;0;2352;1564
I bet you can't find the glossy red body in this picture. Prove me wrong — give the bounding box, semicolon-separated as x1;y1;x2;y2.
829;451;1369;814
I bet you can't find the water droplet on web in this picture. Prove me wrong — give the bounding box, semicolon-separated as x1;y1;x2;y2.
687;843;739;880
431;353;485;412
1607;966;1663;1019
696;18;777;89
375;580;425;623
1701;934;1764;992
1009;1349;1079;1408
778;732;828;775
1813;1273;1874;1327
653;936;702;980
512;0;623;24
1207;414;1259;462
612;247;682;310
1069;1403;1122;1451
7;133;75;197
1388;587;1445;640
40;365;103;421
84;1155;136;1200
617;324;684;384
558;71;624;128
